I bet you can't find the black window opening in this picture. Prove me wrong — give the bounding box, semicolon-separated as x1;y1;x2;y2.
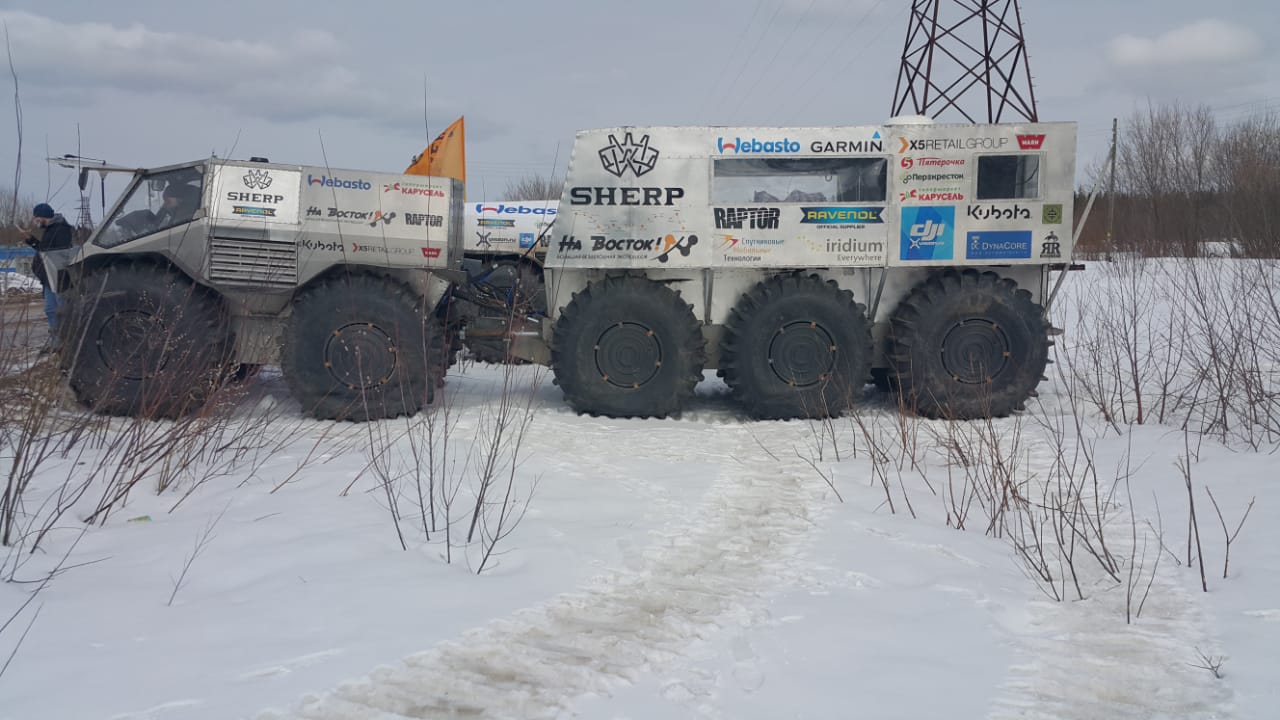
713;157;887;204
976;155;1041;200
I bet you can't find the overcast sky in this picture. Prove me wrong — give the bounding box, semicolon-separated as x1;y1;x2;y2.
1;0;1276;214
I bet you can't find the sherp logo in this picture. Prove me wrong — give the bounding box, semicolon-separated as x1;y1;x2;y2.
716;137;800;154
308;174;372;190
900;206;955;261
599;132;659;177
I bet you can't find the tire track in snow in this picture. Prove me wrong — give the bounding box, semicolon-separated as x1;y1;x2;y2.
987;417;1233;720
260;422;829;720
989;564;1231;720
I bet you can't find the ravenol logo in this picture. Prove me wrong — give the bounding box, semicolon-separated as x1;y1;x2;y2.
800;207;885;224
716;137;801;154
966;230;1032;260
900;206;955;261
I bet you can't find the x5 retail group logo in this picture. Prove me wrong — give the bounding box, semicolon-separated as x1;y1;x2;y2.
900;206;955;261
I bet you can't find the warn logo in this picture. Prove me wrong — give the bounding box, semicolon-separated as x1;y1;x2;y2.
1017;134;1046;151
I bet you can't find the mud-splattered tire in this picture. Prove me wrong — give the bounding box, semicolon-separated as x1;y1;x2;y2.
59;263;233;418
282;274;443;421
887;269;1049;419
550;275;705;418
721;273;872;419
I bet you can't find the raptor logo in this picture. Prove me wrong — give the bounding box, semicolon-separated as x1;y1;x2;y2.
599;132;659;178
242;169;272;190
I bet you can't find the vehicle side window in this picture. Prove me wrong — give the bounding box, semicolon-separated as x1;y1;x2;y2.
976;155;1040;200
97;166;205;248
713;157;887;204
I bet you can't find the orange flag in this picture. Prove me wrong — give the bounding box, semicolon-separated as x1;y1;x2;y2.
406;116;466;193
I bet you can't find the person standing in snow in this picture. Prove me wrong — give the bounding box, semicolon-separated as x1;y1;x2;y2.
20;202;75;351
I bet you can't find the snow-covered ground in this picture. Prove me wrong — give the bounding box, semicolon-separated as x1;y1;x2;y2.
0;271;41;295
2;260;1276;720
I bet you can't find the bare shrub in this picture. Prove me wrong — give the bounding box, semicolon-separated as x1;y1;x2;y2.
502;174;563;202
167;502;229;607
356;353;545;574
1203;487;1255;580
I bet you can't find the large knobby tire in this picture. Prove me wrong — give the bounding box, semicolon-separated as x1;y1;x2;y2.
59;263;233;419
887;269;1049;420
550;275;705;418
721;274;873;420
282;274;443;421
464;260;545;364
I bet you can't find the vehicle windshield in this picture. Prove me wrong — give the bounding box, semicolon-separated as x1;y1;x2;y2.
96;165;205;248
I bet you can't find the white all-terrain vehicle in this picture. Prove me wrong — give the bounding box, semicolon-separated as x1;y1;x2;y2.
512;120;1078;420
53;157;464;421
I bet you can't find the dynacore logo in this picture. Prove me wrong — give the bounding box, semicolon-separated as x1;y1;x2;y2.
308;174;372;190
1017;134;1046;150
898;137;1009;153
966;230;1032;260
384;181;444;198
475;203;557;216
717;137;800;154
800;207;885;224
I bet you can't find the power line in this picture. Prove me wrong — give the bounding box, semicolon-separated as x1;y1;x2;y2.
782;0;890;124
715;1;787;119
704;0;768;117
726;0;822;122
788;1;907;123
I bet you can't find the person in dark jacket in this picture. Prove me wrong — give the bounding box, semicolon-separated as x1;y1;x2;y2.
20;203;75;349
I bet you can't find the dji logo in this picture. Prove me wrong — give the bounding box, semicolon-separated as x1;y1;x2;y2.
910;220;945;249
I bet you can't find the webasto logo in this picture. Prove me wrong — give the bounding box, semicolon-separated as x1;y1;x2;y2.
308;174;372;190
475;203;558;216
716;137;801;154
